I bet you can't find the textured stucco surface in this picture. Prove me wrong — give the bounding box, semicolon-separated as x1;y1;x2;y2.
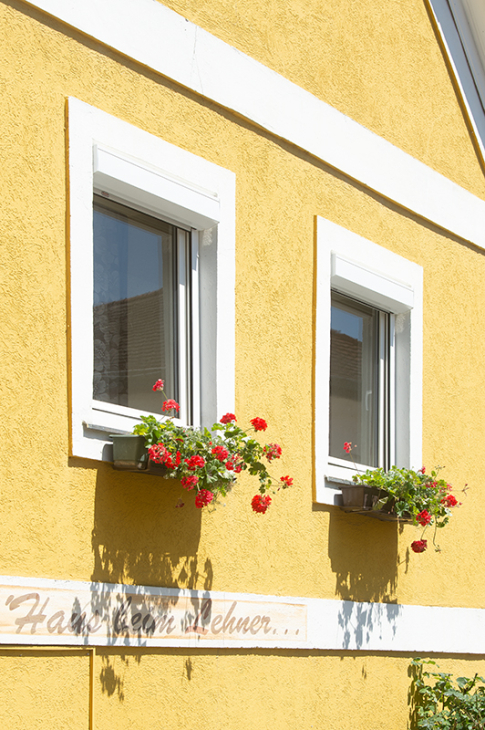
0;651;88;729
1;650;485;729
1;0;485;727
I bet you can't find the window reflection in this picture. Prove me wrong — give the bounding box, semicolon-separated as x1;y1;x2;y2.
93;196;178;413
329;292;379;467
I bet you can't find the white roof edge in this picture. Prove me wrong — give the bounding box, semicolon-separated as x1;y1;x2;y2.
428;0;485;164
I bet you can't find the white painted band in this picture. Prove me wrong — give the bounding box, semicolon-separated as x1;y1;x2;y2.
20;0;485;248
0;575;484;654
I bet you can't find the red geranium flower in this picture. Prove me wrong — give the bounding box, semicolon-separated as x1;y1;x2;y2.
250;417;268;431
234;463;243;473
280;475;293;488
416;510;432;526
211;445;229;462
343;442;352;453
152;379;164;391
162;399;180;412
263;443;282;462
411;539;427;553
148;443;169;464
251;494;272;514
185;455;205;470
220;413;237;424
225;461;234;471
164;456;174;470
442;494;458;508
164;450;181;470
181;475;199;491
195;489;214;508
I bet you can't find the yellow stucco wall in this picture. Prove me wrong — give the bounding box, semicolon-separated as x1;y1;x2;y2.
1;0;485;727
0;650;89;729
1;650;484;729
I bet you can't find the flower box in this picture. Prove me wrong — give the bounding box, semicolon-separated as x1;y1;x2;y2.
339;483;413;523
111;434;167;475
337;446;461;552
111;378;293;513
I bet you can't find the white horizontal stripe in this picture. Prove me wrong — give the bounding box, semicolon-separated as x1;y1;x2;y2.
1;574;484;653
21;0;485;247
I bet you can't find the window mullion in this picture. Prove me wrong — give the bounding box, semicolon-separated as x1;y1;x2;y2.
388;313;396;469
378;311;388;469
190;231;200;428
177;228;188;425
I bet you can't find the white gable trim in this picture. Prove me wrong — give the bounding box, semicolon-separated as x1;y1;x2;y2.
21;0;485;248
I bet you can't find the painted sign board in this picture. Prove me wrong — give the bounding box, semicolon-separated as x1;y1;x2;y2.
0;576;307;648
1;575;485;653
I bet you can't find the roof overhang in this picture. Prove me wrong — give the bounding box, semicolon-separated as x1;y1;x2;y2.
427;0;485;163
450;0;485;109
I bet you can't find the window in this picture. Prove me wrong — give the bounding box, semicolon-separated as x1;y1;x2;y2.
329;292;391;471
314;217;423;505
68;98;236;461
92;195;193;422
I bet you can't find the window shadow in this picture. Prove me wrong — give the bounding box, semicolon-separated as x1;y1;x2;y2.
327;506;399;604
89;462;212;700
326;507;401;650
91;463;205;589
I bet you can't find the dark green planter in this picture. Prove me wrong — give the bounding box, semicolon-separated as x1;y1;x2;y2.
340;484;383;511
111;434;148;471
110;434;169;476
339;484;413;523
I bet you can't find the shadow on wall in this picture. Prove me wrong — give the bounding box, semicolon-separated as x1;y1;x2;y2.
336;598;403;651
327;508;400;604
88;462;213;701
325;508;402;651
90;462;208;589
408;658;421;730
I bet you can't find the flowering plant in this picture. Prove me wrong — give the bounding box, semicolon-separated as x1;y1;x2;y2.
344;443;463;553
411;658;485;729
132;380;293;513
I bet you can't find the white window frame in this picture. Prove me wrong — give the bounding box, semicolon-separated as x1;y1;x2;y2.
314;217;423;505
68;98;236;461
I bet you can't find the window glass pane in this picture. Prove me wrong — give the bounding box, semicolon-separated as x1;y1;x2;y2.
93;196;178;413
329;292;379;467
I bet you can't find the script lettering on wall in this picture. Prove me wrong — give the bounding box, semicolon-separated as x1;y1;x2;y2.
0;577;307;648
